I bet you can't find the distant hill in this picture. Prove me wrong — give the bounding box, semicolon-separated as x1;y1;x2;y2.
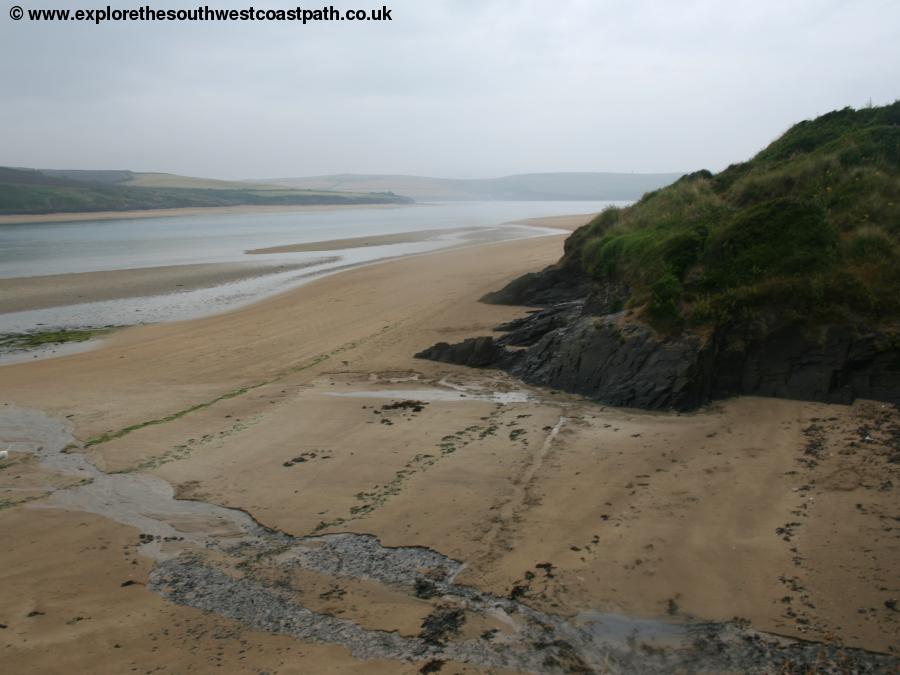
0;167;682;217
0;168;411;216
121;172;282;190
260;172;683;201
39;169;138;185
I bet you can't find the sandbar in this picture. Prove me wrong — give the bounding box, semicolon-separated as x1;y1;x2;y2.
0;260;336;314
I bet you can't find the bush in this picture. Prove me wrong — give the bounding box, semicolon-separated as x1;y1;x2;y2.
649;272;683;324
703;199;836;288
845;226;897;261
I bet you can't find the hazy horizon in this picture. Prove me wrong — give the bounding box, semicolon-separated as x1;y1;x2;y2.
2;0;898;180
10;167;688;181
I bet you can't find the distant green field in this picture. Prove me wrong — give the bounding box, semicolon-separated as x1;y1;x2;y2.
123;172;284;190
0;167;411;215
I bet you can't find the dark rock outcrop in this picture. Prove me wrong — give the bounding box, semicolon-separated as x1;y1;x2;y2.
480;265;591;306
706;318;900;405
507;314;709;410
415;336;508;368
505;310;899;409
426;102;900;410
494;302;582;347
415;296;900;410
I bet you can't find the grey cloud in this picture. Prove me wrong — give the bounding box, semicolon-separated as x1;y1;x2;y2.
1;0;898;178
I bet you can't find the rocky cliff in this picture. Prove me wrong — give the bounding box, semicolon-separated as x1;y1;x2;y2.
417;103;900;410
418;292;899;410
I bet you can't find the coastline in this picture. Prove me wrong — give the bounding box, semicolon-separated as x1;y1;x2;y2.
1;213;894;671
0;201;416;226
0;213;589;318
246;227;480;254
0;260;337;314
246;214;591;254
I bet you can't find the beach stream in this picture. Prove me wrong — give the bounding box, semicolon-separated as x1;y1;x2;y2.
1;403;895;673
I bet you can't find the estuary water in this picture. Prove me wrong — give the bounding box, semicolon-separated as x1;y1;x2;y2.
0;201;618;278
0;201;619;340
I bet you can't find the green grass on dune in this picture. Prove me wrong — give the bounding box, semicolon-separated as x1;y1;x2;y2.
570;101;900;331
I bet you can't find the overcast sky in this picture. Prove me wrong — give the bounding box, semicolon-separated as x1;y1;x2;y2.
1;0;898;179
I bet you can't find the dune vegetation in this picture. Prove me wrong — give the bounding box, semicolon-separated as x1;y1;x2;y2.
568;102;900;332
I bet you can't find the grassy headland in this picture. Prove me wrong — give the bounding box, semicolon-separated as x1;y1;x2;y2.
566;102;900;331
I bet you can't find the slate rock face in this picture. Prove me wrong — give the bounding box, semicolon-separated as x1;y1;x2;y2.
494;302;582;347
502;310;900;410
480;265;590;307
414;336;508;368
415;300;715;410
507;315;708;410
415;292;900;411
707;319;900;406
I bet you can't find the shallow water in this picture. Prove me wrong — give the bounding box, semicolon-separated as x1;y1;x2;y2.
0;201;619;278
0;229;522;336
1;404;890;672
325;387;531;404
0;201;618;338
0;406;262;559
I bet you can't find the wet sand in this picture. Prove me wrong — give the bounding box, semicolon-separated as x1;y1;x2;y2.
246;227;479;254
246;214;591;255
504;213;598;230
0;220;897;672
0;214;590;317
0;261;338;314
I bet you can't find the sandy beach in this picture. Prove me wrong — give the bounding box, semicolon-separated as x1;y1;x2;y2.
246;227;480;254
1;221;897;672
245;214;591;255
0;260;341;314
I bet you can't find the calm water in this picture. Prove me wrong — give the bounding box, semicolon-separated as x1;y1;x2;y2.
0;201;619;278
0;201;621;345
